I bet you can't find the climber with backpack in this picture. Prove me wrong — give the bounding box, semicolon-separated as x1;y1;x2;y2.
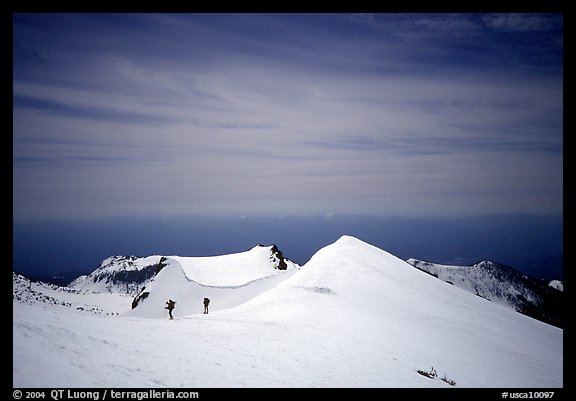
203;297;210;314
165;299;176;319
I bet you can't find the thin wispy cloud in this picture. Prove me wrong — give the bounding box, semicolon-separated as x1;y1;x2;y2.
13;13;563;221
482;13;560;32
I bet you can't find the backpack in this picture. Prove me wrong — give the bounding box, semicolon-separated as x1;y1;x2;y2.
204;298;210;305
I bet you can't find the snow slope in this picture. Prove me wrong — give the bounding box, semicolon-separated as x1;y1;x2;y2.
13;236;562;388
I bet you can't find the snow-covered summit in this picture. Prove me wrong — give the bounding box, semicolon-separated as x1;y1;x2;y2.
174;243;299;287
252;234;454;312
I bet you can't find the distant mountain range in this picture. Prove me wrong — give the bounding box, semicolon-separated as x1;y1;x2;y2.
406;259;563;328
25;271;87;287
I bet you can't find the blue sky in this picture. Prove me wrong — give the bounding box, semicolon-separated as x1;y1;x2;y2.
13;13;563;221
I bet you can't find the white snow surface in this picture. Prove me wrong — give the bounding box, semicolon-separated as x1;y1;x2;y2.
174;244;299;286
13;236;562;388
13;273;131;316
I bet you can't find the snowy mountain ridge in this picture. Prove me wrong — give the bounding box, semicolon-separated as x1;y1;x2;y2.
69;243;297;297
406;258;564;328
13;235;562;387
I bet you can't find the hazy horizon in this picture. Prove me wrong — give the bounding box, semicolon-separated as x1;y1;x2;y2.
13;213;563;282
